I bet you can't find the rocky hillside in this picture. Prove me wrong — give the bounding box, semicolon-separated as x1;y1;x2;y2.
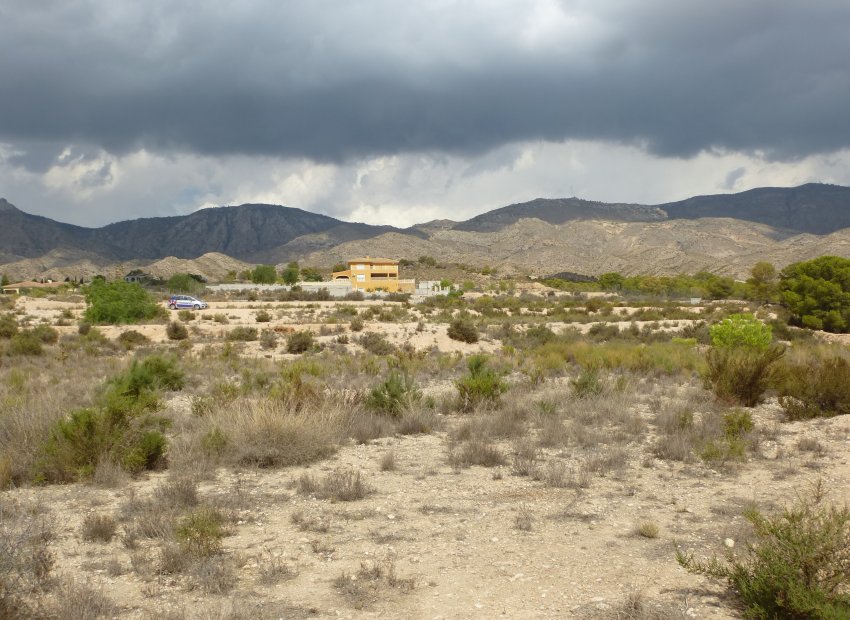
2;183;850;281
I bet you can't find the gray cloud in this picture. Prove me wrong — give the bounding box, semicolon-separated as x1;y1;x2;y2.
1;0;849;167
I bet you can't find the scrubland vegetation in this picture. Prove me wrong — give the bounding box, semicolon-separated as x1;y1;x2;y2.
1;258;849;618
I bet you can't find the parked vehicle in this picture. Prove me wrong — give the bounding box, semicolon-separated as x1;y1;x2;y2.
167;295;207;310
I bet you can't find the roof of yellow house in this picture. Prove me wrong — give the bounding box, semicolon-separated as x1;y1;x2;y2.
347;257;399;265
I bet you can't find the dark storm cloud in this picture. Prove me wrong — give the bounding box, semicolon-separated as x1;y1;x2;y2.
1;0;849;166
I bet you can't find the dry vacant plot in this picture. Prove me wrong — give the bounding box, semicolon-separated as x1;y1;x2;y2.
1;295;849;619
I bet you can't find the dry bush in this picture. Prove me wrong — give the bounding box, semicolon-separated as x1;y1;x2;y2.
255;549;298;585
297;469;374;502
395;406;440;435
447;440;506;468
514;506;534;531
90;458;130;488
290;510;332;533
601;590;687;620
0;509;55;617
80;514;116;543
154;476;200;508
346;411;397;445
379;451;397;471
531;460;591;489
510;438;539;476
53;579;117;620
585;447;630;476
190;555;236;594
333;557;414;609
636;521;660;539
183;398;345;469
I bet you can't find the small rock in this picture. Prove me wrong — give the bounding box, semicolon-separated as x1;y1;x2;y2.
724;538;735;548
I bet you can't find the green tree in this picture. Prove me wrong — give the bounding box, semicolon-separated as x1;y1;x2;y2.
83;280;160;325
166;273;203;294
747;261;778;302
780;256;850;332
597;272;624;291
0;273;9;287
300;267;323;282
332;262;348;273
250;264;278;285
281;261;300;285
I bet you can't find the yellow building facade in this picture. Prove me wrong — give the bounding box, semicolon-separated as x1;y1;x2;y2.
332;257;415;293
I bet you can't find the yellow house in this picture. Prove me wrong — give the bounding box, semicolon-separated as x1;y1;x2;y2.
332;257;415;293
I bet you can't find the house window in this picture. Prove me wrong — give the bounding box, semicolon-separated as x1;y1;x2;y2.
354;264;366;270
356;274;365;282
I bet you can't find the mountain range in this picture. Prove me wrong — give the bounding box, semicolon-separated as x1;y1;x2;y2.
2;183;850;281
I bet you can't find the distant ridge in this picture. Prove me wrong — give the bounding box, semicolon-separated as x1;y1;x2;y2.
659;183;850;234
453;197;666;232
1;184;850;278
0;200;416;263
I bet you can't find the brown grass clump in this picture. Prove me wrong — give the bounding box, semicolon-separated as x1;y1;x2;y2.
181;398;344;469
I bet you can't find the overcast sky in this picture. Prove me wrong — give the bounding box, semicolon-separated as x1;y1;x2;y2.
2;0;850;228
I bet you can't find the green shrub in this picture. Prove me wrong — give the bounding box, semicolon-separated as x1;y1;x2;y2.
201;427;228;457
700;409;755;463
367;370;421;416
227;326;258;341
704;346;785;407
359;332;395;355
166;321;189;340
33;407;168;483
571;367;603;398
677;482;850;619
117;330;150;349
7;331;43;356
456;355;508;411
779;356;850;420
177;309;195;322
30;324;58;344
447;318;479;343
175;507;226;557
349;316;365;332
710;313;772;350
109;355;185;400
259;329;278;350
255;310;272;323
83;280;160;325
286;330;314;354
0;313;18;338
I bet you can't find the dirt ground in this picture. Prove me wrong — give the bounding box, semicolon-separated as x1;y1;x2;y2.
3;296;850;619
